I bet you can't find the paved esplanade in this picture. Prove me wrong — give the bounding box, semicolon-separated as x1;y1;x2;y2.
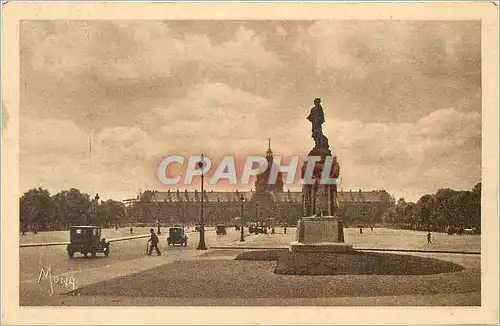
20;227;480;306
20;227;247;304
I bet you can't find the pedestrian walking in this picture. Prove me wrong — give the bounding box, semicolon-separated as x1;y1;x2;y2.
359;227;363;234
130;226;133;234
427;231;432;244
283;226;287;234
147;228;161;256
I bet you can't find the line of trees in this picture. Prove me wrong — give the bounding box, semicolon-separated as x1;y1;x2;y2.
382;183;481;233
20;182;482;233
20;187;127;232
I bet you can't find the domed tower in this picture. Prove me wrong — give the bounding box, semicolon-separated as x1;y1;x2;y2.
255;138;284;194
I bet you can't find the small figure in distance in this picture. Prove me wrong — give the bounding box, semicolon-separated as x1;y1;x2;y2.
130;226;133;234
100;237;110;252
427;231;432;244
359;227;363;235
283;226;287;234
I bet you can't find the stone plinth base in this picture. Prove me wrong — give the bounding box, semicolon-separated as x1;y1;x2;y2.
290;241;353;253
296;216;345;243
291;215;352;253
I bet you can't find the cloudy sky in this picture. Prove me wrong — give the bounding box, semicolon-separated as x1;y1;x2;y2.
17;20;481;202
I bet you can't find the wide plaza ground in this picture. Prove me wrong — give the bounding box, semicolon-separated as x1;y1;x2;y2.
19;227;481;306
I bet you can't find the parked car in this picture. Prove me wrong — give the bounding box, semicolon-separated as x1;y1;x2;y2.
256;224;268;234
464;228;476;235
167;227;188;246
249;222;267;234
66;226;110;258
216;225;227;235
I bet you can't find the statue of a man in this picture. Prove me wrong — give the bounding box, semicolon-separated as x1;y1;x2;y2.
306;98;325;143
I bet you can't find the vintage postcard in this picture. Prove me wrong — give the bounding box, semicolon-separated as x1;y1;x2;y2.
2;1;499;325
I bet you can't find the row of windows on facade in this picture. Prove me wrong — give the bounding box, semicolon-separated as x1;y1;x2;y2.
137;190;391;203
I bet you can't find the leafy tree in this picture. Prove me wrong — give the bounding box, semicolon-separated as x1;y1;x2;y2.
97;200;126;227
52;188;91;227
20;187;55;232
471;182;481;230
433;188;457;229
416;194;435;229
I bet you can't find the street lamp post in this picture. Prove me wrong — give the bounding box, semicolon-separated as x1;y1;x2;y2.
240;194;245;242
93;193;100;225
197;154;207;250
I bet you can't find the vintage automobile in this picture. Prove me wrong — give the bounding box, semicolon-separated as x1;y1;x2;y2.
256;224;268;234
249;222;267;234
66;226;110;258
167;227;188;246
248;222;256;234
215;225;227;235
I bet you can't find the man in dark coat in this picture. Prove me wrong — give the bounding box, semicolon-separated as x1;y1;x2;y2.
147;228;161;256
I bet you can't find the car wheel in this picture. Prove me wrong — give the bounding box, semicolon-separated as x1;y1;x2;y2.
104;247;110;257
68;250;74;258
91;251;97;258
83;252;88;258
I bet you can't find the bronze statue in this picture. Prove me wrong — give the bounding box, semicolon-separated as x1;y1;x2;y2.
307;98;325;143
307;98;330;151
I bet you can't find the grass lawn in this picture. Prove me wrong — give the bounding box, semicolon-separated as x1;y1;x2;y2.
69;256;479;304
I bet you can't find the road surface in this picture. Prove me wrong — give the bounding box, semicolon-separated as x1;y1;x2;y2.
19;227;251;281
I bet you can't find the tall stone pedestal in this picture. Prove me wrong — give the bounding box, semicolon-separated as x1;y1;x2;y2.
290;216;353;253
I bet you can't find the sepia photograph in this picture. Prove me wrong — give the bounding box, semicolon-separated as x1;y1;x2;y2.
2;2;498;325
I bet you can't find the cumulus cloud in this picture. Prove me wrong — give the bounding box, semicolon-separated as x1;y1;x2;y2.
19;20;481;201
20;107;481;201
290;21;481;123
20;118;166;199
157;82;278;154
293;21;480;77
321;108;481;198
25;21;280;85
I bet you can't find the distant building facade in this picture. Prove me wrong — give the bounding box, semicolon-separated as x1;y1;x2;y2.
133;142;394;226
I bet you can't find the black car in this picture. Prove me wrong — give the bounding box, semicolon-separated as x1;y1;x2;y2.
249;222;267;234
216;225;227;235
66;226;110;258
167;227;188;246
